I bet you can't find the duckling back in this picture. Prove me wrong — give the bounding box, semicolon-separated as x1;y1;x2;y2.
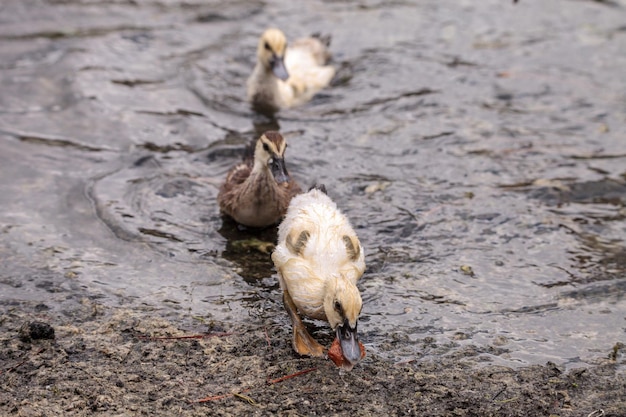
273;187;364;324
282;37;335;106
274;188;365;285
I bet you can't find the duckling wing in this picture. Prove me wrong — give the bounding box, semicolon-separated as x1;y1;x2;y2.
222;163;251;190
283;40;335;106
338;235;366;284
218;162;251;213
272;246;327;319
286;66;335;95
277;191;364;273
273;228;364;320
290;37;332;66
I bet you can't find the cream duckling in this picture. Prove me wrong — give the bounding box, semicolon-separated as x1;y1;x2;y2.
272;185;366;369
218;131;301;228
247;28;336;113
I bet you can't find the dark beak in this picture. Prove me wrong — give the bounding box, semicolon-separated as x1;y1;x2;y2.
270;157;290;184
270;55;289;81
336;319;361;366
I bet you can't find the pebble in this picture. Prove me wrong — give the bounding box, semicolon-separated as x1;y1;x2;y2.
19;321;55;343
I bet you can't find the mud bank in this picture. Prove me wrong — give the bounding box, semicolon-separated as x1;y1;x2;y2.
1;300;624;416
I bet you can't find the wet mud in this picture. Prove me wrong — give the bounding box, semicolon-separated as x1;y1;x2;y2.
2;300;625;416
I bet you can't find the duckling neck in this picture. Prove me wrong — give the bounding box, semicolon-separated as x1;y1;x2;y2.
249;63;283;112
248;160;282;200
251;158;271;178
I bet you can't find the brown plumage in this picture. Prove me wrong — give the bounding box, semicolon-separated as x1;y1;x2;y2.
218;131;301;228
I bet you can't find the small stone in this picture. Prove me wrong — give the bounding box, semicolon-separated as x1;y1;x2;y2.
19;321;55;343
365;181;391;194
460;265;475;277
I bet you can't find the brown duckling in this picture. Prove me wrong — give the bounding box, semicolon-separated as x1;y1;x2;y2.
218;131;301;228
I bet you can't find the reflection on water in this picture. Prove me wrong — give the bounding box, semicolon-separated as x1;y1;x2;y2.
1;0;625;368
217;217;278;285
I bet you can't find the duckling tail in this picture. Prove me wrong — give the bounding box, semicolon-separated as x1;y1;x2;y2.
308;183;327;194
310;32;331;47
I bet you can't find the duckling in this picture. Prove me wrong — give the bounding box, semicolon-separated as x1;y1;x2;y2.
218;131;301;228
247;28;336;113
271;185;366;369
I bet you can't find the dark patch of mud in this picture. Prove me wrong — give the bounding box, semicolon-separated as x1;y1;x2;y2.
2;300;624;416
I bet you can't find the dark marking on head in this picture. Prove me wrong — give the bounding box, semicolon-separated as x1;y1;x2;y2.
286;230;310;256
263;131;284;148
343;235;360;262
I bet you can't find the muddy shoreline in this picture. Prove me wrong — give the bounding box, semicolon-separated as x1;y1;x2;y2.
2;298;624;416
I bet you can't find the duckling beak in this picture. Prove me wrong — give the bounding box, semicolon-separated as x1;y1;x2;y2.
270;55;289;81
336;319;361;366
270;157;290;184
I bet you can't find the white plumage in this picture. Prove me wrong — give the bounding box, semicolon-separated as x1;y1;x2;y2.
272;187;365;365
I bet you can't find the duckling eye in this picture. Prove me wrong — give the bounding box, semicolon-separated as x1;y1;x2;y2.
264;41;271;52
262;143;270;152
334;301;342;313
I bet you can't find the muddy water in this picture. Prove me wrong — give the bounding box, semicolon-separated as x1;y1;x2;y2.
1;0;625;369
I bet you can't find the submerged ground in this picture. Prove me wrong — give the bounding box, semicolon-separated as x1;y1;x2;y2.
1;0;625;415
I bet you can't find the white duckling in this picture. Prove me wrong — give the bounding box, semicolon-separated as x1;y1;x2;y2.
272;185;365;368
218;131;301;228
247;28;336;113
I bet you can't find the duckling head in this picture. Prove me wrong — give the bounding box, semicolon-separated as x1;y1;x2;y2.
258;28;289;81
324;275;363;367
254;131;291;184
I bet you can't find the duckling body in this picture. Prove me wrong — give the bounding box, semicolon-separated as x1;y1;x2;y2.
218;131;301;228
247;28;335;113
272;186;365;367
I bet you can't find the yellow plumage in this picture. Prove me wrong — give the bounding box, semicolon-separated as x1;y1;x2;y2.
247;28;335;113
272;187;365;366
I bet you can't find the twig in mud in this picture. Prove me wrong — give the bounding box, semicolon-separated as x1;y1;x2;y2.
491;384;507;401
233;392;256;405
197;393;232;403
195;367;317;404
137;332;233;341
0;348;45;375
394;358;416;366
494;396;519;404
419;131;455;141
196;388;251;403
266;367;318;385
263;327;271;348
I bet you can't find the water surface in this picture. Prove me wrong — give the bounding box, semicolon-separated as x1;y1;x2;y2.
1;0;625;368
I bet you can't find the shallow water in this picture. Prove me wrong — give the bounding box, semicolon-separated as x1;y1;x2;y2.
1;0;625;368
